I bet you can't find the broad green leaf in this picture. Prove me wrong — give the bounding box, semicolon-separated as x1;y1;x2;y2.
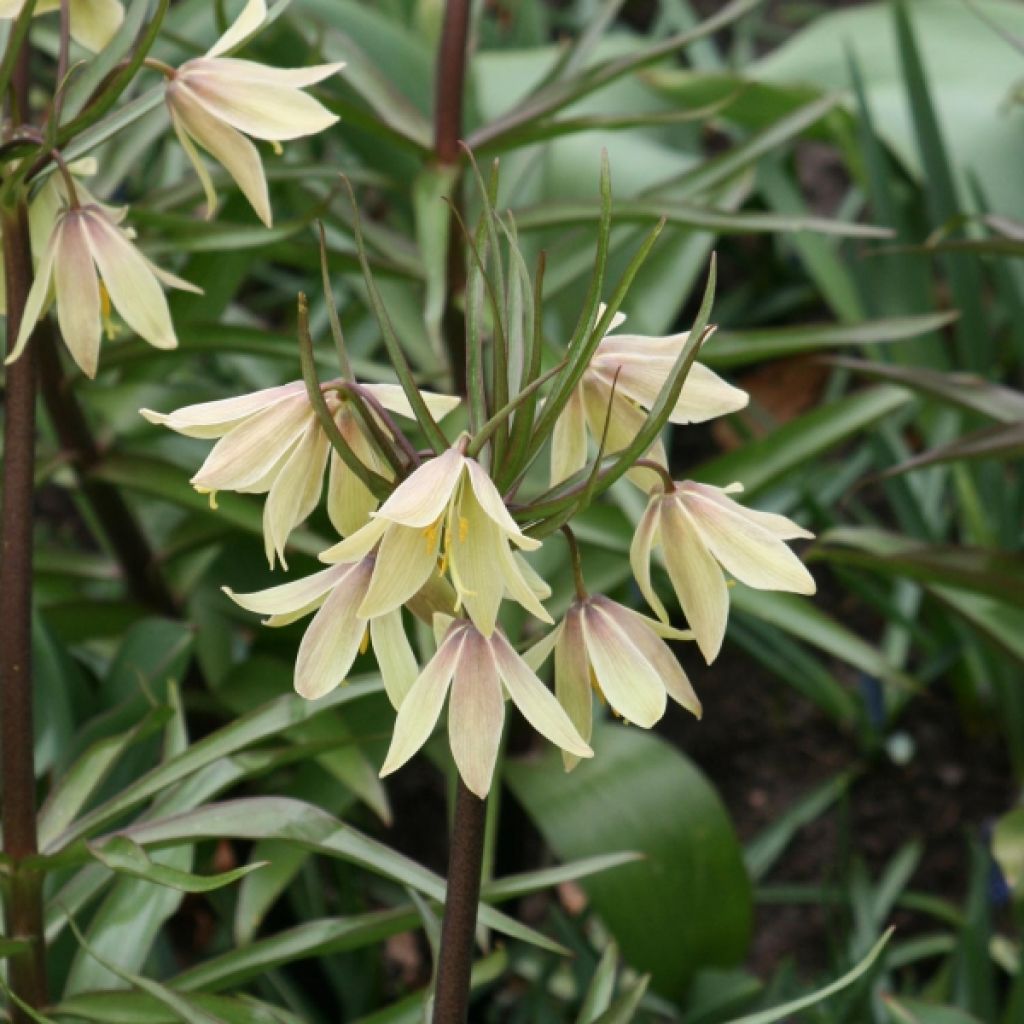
233;840;311;946
929;586;1024;666
884;996;985;1024
506;723;752;999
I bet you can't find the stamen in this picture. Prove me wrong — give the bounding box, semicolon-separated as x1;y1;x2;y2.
359;625;370;655
194;485;219;510
458;515;469;543
99;283;121;340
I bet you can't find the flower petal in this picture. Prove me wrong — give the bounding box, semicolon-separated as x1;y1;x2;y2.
550;384;587;487
582;379;666;491
554;606;593;770
140;381;306;439
6;230;57;368
630;495;669;623
170;109;220;220
371;609;419;710
492;631;592;759
362;382;461;421
53;212;101;378
682;481;814;539
319;517;387;564
224;561;353;619
68;0;124;52
326;408;386;536
522;620;563;673
464;458;538;550
190;57;343;89
448;486;506;637
448;629;505;798
373;448;464;528
358;522;440;619
206;0;266;58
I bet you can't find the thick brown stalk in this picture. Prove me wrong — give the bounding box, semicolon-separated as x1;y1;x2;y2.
432;780;487;1024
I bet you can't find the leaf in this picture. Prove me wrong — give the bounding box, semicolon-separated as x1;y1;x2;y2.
590;974;649;1024
481;852;642;902
506;723;752;999
881;421;1024;477
883;996;986;1024
577;943;619;1024
929;586;1024;666
0;938;31;959
52;991;306;1024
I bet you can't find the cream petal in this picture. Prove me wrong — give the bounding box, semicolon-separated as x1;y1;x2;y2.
661;499;730;664
512;552;551;600
522;621;563;673
380;625;468;777
447;487;506;637
189;57;344;89
358;522;440;619
319;517;387;564
7;231;57;367
681;481;814;539
68;0;124;52
550;384;588;487
630;496;669;623
371;610;419;710
373;448;464;528
326;409;386;537
683;490;816;595
81;208;176;350
141;381;306;439
581;379;665;491
554;606;593;771
464;458;538;550
206;0;266;58
491;631;592;759
171;109;219;220
53;213;101;378
497;543;553;625
224;561;353;618
362;382;461;420
581;601;667;728
293;561;374;700
448;629;505;798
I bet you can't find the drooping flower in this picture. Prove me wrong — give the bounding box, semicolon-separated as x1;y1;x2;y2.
551;308;748;488
6;202;198;378
0;0;123;53
320;444;552;636
225;555;418;708
527;595;701;770
630;480;816;664
165;0;343;227
381;618;593;797
141;381;460;569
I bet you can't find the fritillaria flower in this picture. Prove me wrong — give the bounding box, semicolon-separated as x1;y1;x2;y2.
165;0;343;226
320;445;552;636
631;480;816;664
381;619;593;797
142;382;460;569
6;202;198;378
0;0;123;52
528;595;701;770
551;308;748;488
225;555;418;708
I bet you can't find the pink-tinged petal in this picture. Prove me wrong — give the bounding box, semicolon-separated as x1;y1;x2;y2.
205;0;266;58
492;632;592;759
596;597;701;718
262;417;330;568
361;382;460;421
189;57;344;89
381;625;468;777
448;629;505;798
371;610;419;710
682;489;817;595
681;481;814;539
53;213;102;378
224;561;354;619
660;498;730;664
190;395;310;492
580;601;667;728
319;517;387;564
630;495;669;623
374;448;464;528
550;384;587;487
464;458;539;550
140;381;306;439
293;559;374;699
554;606;593;771
169;82;271;227
81;208;176;350
7;231;58;368
358;522;440;619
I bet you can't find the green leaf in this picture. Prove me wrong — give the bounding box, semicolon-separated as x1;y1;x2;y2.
881;421;1024;477
577;943;618;1024
590;974;649;1024
481;852;642;902
929;586;1024;666
0;938;31;959
506;723;752;999
52;992;305;1024
883;996;986;1024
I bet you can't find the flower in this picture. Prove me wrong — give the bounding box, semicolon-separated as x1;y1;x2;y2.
0;0;123;52
165;0;343;227
551;308;748;488
5;201;198;378
630;480;816;664
320;444;552;636
381;619;593;797
141;381;460;569
225;555;418;708
527;595;701;770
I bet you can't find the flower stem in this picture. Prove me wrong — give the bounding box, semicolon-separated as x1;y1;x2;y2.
432;779;487;1024
0;201;49;1024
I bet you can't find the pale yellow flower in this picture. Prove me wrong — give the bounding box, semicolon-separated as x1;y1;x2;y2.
527;595;700;770
6;202;198;378
551;307;748;489
631;480;816;664
166;0;343;226
320;445;552;637
0;0;123;52
225;555;418;708
141;382;460;569
381;618;593;797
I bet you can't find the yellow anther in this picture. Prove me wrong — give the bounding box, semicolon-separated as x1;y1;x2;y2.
458;516;469;543
589;668;606;705
423;523;438;552
359;625;370;655
194;485;219;510
99;283;121;340
271;140;283;156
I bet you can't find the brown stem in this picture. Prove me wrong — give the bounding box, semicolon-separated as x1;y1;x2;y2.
1;202;48;1022
432;780;486;1024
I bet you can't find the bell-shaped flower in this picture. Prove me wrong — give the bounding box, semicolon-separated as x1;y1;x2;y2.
630;480;815;664
225;555;418;708
320;444;552;637
381;618;593;797
165;0;343;227
142;381;460;569
5;202;198;379
527;595;701;770
551;308;748;488
0;0;123;52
